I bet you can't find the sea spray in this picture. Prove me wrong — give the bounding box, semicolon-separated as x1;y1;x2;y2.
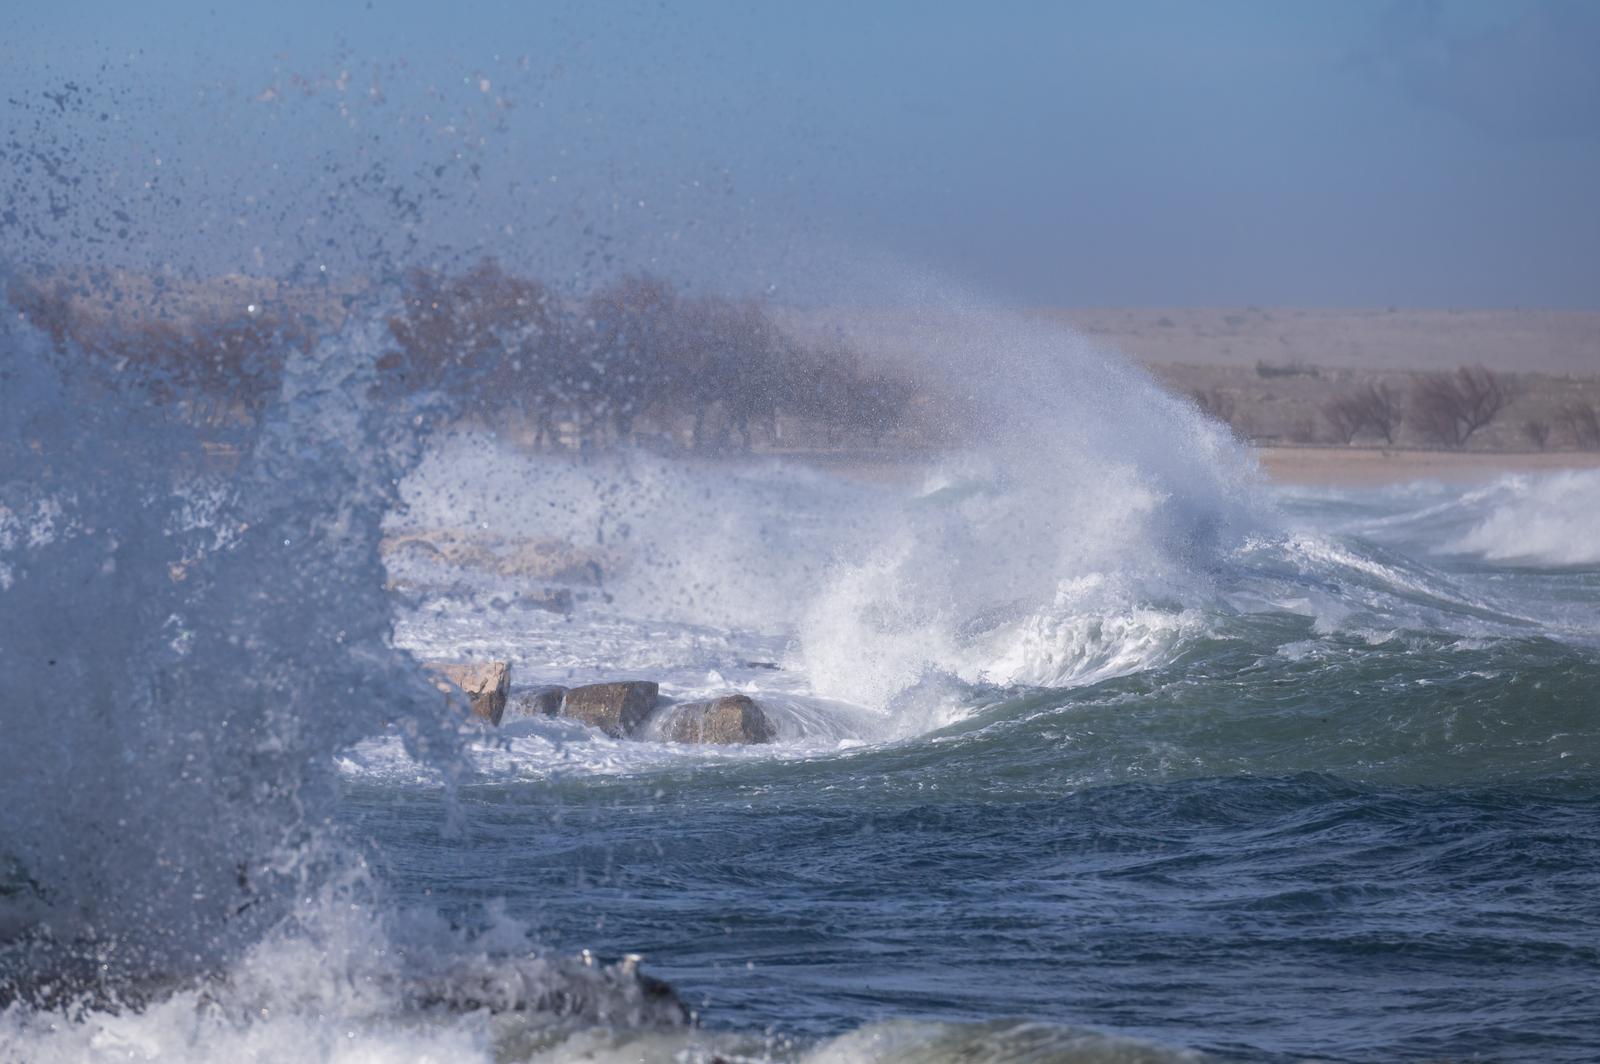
795;298;1268;710
0;305;463;997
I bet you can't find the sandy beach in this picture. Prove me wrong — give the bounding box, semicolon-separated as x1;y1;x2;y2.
1256;446;1600;487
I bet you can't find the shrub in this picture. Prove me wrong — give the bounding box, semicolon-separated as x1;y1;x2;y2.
1408;366;1514;448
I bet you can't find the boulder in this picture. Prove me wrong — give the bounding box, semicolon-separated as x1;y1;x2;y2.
396;951;687;1026
381;532;616;585
560;681;659;737
663;694;776;745
510;684;567;719
425;661;511;726
518;588;575;614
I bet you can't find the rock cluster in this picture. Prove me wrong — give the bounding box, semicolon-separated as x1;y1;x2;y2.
428;662;777;744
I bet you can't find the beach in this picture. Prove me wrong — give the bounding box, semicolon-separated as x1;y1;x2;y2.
1257;444;1600;486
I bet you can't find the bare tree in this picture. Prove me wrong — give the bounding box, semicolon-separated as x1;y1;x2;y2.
1556;402;1600;450
1521;419;1551;451
1408;366;1514;448
1322;382;1403;445
385;259;557;412
1286;417;1318;444
1321;394;1362;445
1358;382;1403;445
8;272;299;426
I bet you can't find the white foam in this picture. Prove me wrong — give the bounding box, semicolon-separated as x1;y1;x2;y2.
1443;471;1600;567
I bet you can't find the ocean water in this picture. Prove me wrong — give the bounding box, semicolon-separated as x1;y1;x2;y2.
2;308;1598;1063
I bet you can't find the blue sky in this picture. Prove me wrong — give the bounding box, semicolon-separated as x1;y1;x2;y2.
3;0;1596;306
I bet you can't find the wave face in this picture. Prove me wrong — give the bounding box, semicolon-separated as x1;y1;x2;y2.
4;295;1600;1062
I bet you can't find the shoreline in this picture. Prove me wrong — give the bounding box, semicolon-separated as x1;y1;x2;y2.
776;445;1600;489
197;433;1600;490
1255;445;1600;487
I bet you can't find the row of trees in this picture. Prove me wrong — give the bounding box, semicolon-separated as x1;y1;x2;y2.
1316;367;1517;449
1526;402;1600;451
7;274;308;421
379;261;919;450
7;262;922;451
1198;365;1599;451
1312;368;1600;451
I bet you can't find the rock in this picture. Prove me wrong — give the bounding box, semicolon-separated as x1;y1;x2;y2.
425;661;511;726
381;531;616;585
396;951;687;1026
510;684;567;719
560;681;659;737
518;588;575;614
663;694;777;745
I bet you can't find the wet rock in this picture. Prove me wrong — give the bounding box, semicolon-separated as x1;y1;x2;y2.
663;694;776;745
381;531;616;585
518;587;575;614
398;951;687;1026
560;681;659;737
425;660;511;726
510;684;568;719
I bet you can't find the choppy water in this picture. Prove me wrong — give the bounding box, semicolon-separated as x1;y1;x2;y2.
2;307;1598;1063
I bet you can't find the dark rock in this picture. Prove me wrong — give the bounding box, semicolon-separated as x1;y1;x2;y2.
398;951;687;1026
560;681;659;737
518;588;574;615
425;660;511;726
510;684;568;719
381;532;616;585
663;694;776;745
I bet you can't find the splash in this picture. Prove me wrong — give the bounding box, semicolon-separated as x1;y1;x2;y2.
794;301;1265;710
0;303;458;995
1443;471;1600;567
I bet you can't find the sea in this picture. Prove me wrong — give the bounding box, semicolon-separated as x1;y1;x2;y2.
1;305;1597;1063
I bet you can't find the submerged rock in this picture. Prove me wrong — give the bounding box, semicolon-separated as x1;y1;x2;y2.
560;681;659;737
425;660;511;726
517;587;575;614
397;951;688;1027
663;694;776;745
509;684;568;720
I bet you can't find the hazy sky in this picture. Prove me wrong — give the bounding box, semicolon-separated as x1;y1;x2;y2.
3;0;1597;307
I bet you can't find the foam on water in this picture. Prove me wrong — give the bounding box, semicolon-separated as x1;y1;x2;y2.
1442;470;1600;567
1282;470;1600;570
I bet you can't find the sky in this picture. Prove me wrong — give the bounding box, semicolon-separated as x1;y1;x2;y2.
2;0;1597;308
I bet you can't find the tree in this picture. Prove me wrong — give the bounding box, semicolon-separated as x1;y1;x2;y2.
1556;402;1600;450
383;258;558;428
1190;387;1236;428
1408;366;1514;448
8;272;299;426
1322;382;1403;445
1522;419;1551;451
580;274;680;443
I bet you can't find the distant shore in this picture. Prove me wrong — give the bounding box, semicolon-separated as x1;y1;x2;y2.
772;444;1600;489
1255;446;1600;487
